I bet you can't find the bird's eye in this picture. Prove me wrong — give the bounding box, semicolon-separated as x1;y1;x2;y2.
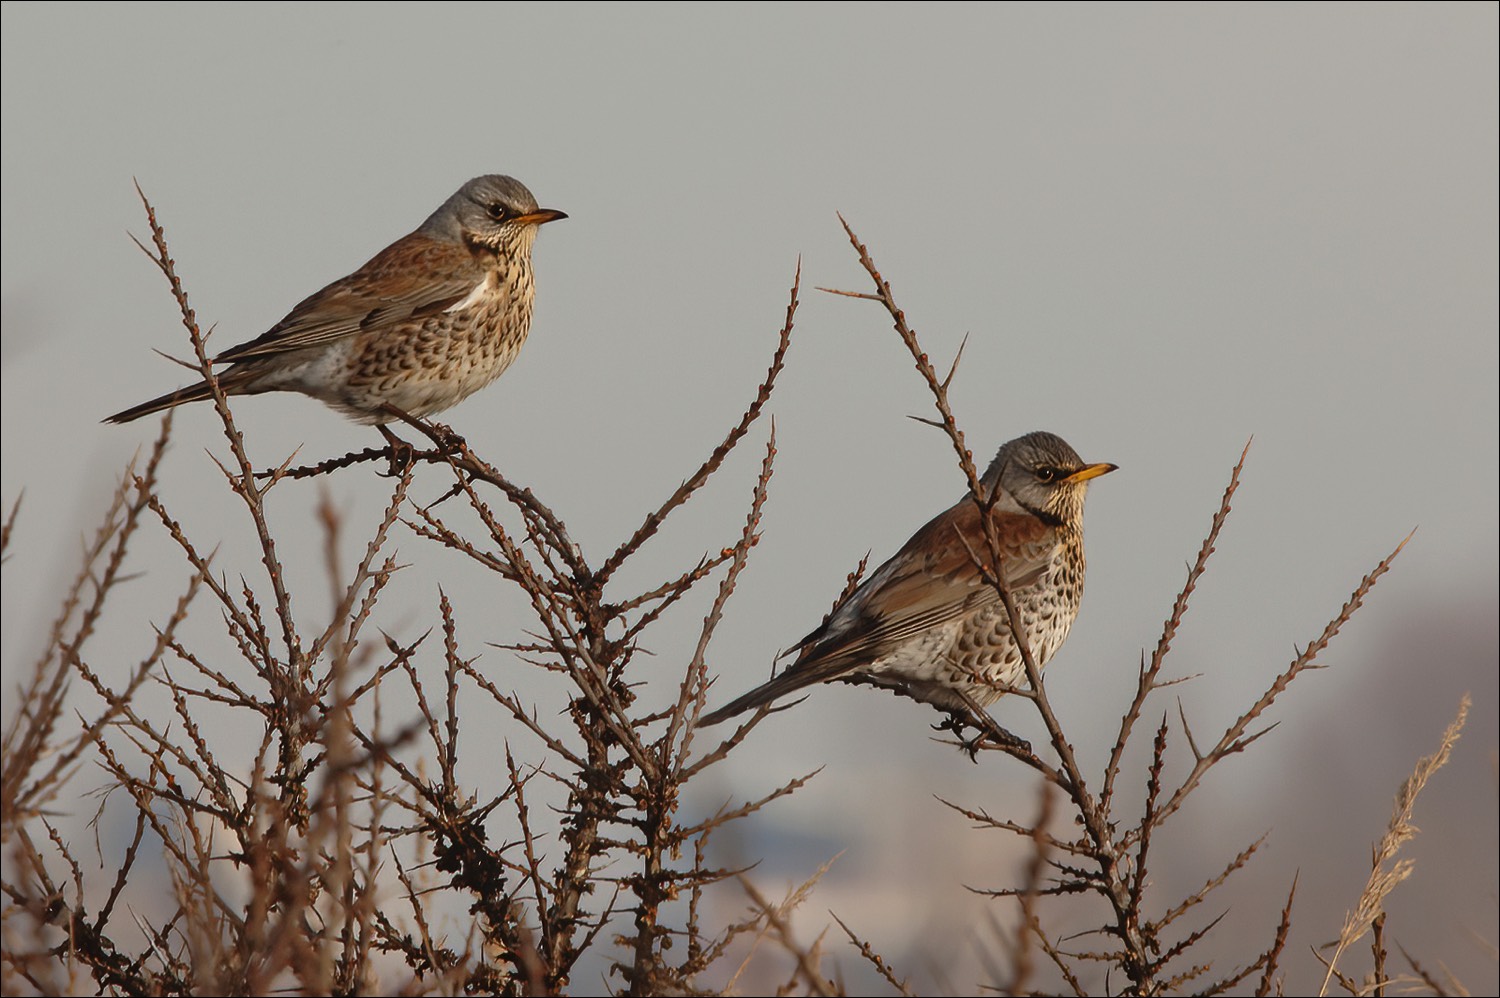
1035;467;1060;483
486;203;512;222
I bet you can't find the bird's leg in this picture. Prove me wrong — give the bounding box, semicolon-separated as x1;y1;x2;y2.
424;420;466;453
376;423;415;476
378;404;466;455
932;712;990;761
952;689;1032;758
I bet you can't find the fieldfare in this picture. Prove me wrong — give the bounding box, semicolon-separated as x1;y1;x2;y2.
106;174;565;426
700;431;1115;735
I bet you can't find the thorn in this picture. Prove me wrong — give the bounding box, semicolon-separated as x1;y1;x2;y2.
941;333;969;391
816;286;881;301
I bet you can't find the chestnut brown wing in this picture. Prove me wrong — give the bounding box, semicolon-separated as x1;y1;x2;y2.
788;497;1052;672
216;233;483;362
698;498;1052;726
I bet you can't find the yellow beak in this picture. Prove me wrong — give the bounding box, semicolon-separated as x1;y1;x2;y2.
1063;462;1118;484
514;207;568;226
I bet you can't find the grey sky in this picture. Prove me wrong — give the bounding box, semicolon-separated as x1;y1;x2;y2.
4;4;1495;992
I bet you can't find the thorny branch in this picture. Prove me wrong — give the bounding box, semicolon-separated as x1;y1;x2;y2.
819;215;1432;996
1;195;1474;998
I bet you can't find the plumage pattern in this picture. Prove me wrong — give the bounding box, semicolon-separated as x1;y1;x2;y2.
106;174;565;426
700;431;1115;727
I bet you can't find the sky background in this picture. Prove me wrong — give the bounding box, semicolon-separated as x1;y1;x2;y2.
3;4;1496;993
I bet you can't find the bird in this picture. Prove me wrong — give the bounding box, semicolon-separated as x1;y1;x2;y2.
105;174;566;426
699;431;1115;734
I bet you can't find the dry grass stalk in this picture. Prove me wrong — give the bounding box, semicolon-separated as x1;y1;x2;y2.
1318;695;1472;996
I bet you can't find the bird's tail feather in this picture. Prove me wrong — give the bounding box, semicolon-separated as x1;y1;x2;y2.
698;657;849;727
103;369;254;424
